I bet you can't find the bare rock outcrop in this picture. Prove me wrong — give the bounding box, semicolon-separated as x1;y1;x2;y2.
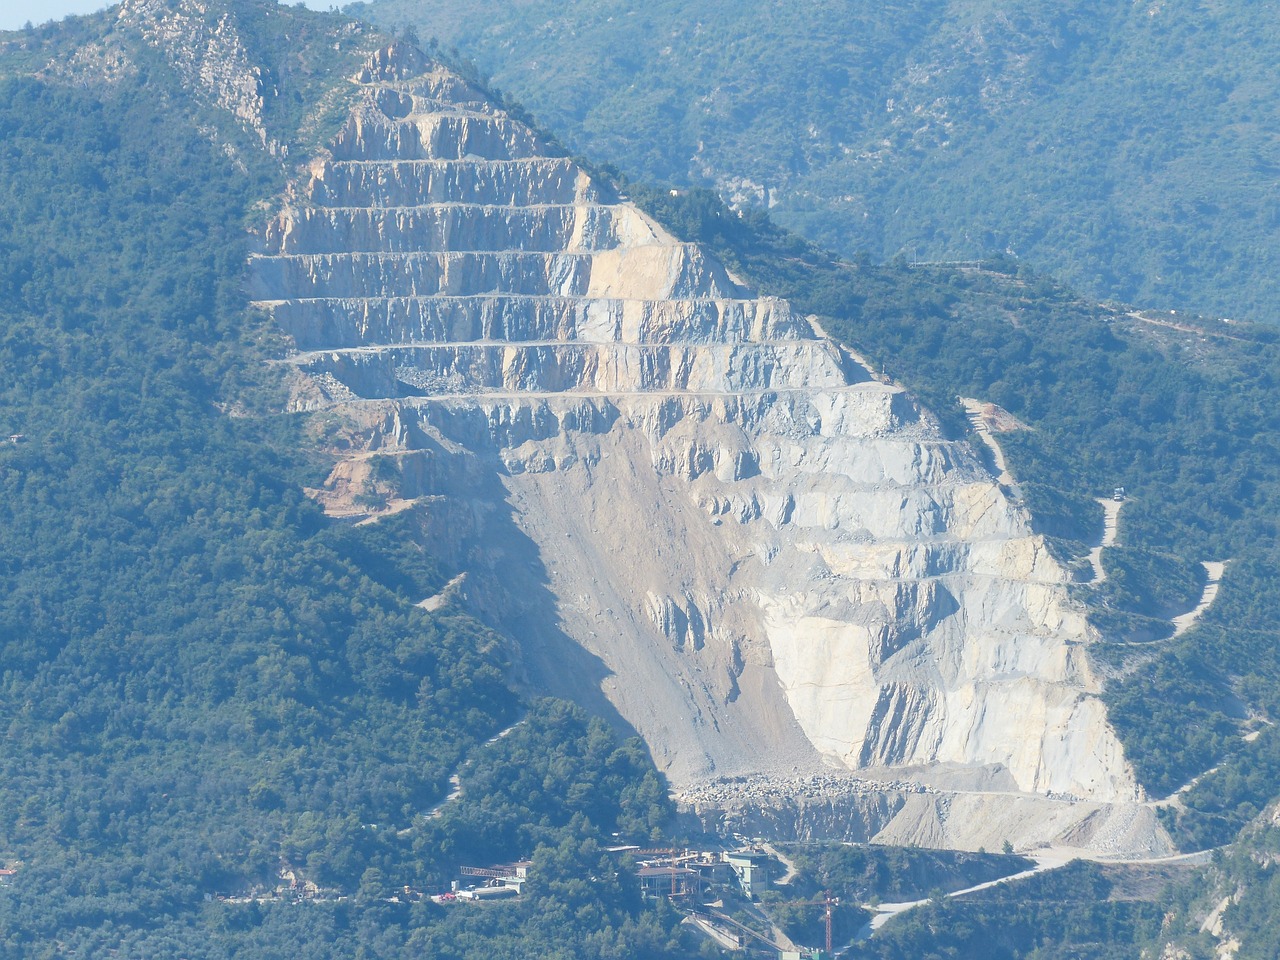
249;46;1169;856
46;0;379;163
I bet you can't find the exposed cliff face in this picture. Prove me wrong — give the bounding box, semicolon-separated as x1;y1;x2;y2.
251;44;1169;855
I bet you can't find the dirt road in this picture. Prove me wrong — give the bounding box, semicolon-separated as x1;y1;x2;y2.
1087;497;1123;583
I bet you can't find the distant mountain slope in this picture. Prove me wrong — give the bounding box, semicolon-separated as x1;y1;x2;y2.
352;0;1280;323
1153;803;1280;959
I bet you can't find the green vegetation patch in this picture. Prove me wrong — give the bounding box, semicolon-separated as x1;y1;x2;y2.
852;861;1166;960
776;842;1032;905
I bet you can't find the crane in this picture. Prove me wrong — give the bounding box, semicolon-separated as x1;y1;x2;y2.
775;890;841;956
815;891;839;956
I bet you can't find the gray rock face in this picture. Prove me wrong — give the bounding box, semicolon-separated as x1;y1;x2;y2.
250;45;1171;857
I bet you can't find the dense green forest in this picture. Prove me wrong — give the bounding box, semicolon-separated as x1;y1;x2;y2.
776;843;1032;906
852;862;1168;960
0;5;690;957
353;0;1280;324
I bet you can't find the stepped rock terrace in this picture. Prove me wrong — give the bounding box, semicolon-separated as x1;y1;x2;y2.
249;45;1171;857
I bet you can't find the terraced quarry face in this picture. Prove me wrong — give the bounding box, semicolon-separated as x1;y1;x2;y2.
251;43;1171;855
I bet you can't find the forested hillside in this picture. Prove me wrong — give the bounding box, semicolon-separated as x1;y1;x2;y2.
352;0;1280;323
0;4;683;957
1152;814;1280;959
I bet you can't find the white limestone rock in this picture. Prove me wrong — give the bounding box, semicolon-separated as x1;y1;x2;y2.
249;44;1166;855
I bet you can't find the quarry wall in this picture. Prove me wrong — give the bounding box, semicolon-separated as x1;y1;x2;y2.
251;44;1172;857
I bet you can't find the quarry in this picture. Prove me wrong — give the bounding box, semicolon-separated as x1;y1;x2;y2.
250;42;1173;859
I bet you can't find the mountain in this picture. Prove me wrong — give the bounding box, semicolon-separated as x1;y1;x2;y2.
6;0;1280;956
1152;803;1280;959
350;0;1280;324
